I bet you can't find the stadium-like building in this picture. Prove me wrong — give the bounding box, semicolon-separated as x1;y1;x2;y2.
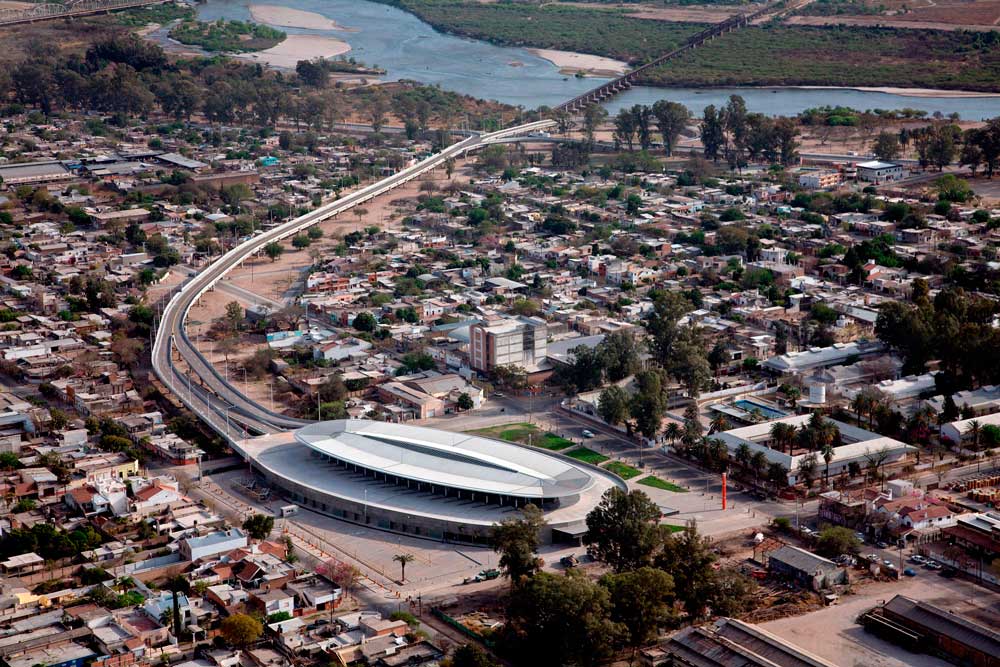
240;420;624;545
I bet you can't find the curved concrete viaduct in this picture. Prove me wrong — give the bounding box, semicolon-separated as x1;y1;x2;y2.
151;121;556;452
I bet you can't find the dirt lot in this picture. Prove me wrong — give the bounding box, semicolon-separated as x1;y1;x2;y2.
625;5;745;23
790;0;1000;30
762;574;1000;667
785;14;1000;31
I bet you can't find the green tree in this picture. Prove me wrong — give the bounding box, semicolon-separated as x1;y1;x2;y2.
797;453;818;488
503;570;618;667
599;566;676;655
242;514;275;540
584;487;663;573
701;104;725;162
490;504;545;582
815;525;861;558
596;330;640;382
872;131;901;161
393;553;415;582
220;613;262;648
264;241;284;262
629;369;667;440
651;100;690;157
655;523;717;618
456;392;474;411
598;386;631;427
450;643;498;667
353;311;377;332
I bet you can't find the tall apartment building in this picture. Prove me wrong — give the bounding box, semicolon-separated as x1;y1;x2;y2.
470;317;548;373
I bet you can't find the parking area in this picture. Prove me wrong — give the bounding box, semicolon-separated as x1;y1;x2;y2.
198;467;586;601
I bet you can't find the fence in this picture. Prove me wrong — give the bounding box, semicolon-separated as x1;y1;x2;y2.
431;608;495;648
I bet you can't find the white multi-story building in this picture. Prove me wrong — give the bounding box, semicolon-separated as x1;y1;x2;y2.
857;160;906;183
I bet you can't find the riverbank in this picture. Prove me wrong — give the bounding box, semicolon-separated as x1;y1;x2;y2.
236;34;352;69
527;48;627;78
370;0;1000;93
248;4;356;31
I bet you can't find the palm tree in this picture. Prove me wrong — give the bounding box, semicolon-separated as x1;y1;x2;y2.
708;413;730;435
750;451;768;488
821;442;835;486
770;422;795;454
967;419;982;451
850;393;871;426
735;443;752;471
393;553;415;582
784;386;801;408
664;422;681;449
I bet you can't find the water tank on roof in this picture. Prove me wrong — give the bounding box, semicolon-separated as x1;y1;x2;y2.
809;382;826;405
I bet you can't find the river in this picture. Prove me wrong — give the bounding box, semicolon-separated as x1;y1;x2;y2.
196;0;1000;119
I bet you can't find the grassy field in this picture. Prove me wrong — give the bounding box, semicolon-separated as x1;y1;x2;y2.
638;476;688;493
374;0;1000;91
603;461;642;480
566;447;611;465
467;423;574;450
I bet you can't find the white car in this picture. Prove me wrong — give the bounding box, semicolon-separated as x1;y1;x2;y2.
582;429;595;438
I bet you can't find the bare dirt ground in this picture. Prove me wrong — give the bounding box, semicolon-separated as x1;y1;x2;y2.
785;14;1000;31
788;0;1000;30
625;5;747;22
761;574;1000;667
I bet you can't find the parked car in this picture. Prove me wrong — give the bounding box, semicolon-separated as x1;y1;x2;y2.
582;429;595;438
876;541;889;549
909;554;926;564
939;568;958;578
925;561;942;570
903;568;917;577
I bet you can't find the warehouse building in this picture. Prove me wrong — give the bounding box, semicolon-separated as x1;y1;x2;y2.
765;545;849;591
642;617;839;667
0;160;72;186
861;595;1000;667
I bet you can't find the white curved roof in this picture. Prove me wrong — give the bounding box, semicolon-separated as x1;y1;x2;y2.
294;420;595;499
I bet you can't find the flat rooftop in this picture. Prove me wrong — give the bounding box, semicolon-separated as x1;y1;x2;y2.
295;419;594;499
241;430;620;528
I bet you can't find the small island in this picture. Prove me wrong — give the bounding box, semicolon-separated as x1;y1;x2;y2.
170;18;286;53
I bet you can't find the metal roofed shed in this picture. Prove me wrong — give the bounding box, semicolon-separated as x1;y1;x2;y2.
0;160;72;185
864;595;1000;667
765;545;848;591
156;152;208;171
657;617;839;667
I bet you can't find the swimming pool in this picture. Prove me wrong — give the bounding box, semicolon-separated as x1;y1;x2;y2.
733;399;787;421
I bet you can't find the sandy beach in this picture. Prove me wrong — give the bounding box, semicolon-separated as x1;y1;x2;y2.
237;34;351;69
792;85;1000;99
528;48;628;77
248;4;355;31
